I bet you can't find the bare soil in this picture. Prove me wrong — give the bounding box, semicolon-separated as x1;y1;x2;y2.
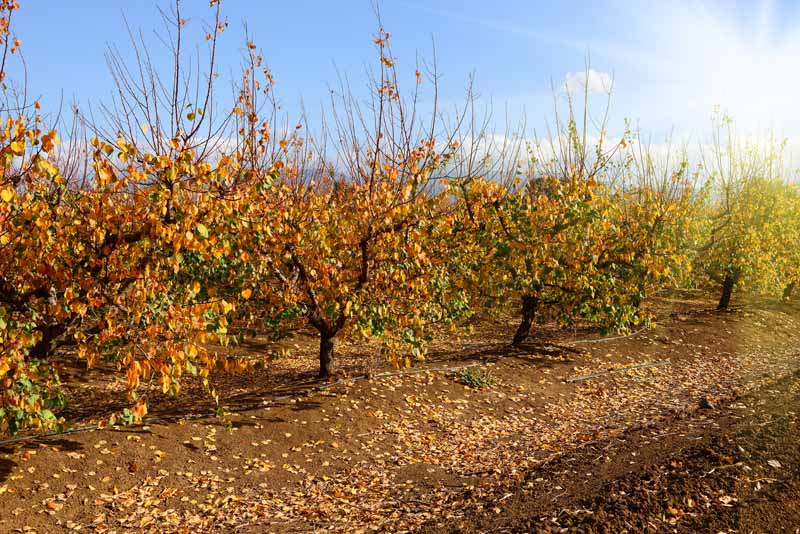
420;366;800;533
1;291;799;533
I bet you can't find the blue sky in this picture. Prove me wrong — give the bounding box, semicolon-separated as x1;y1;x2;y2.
8;0;800;142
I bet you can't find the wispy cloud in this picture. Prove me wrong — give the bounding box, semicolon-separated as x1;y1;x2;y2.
400;0;800;142
563;69;613;94
400;2;664;74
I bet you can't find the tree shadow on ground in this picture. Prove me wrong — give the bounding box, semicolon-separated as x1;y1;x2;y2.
27;318;607;444
424;340;579;369
0;438;83;482
54;363;332;426
0;456;14;483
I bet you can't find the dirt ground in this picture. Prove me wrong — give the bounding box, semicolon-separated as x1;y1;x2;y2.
420;360;800;534
1;291;799;533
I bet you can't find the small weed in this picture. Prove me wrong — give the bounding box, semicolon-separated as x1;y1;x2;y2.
453;367;495;389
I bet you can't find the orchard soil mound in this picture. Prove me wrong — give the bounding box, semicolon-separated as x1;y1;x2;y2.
1;291;799;533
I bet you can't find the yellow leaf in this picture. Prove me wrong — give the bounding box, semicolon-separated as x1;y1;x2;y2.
9;140;24;155
241;288;252;300
96;162;114;184
38;158;58;178
0;187;14;203
41;130;59;152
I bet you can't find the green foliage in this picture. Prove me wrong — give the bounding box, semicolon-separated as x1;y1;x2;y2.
0;357;65;434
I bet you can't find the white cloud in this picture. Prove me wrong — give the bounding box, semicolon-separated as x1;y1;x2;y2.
563;69;613;94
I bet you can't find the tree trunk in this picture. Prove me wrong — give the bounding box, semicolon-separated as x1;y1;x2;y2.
783;282;796;301
512;296;538;346
717;273;736;310
318;330;336;379
28;323;67;359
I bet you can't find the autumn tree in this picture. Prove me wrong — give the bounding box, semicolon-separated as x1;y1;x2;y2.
602;132;698;315
454;83;700;346
454;87;631;346
0;0;76;431
771;184;800;301
695;118;791;310
228;31;474;378
0;0;248;432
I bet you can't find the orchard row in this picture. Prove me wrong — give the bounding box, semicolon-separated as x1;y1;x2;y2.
0;2;797;433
